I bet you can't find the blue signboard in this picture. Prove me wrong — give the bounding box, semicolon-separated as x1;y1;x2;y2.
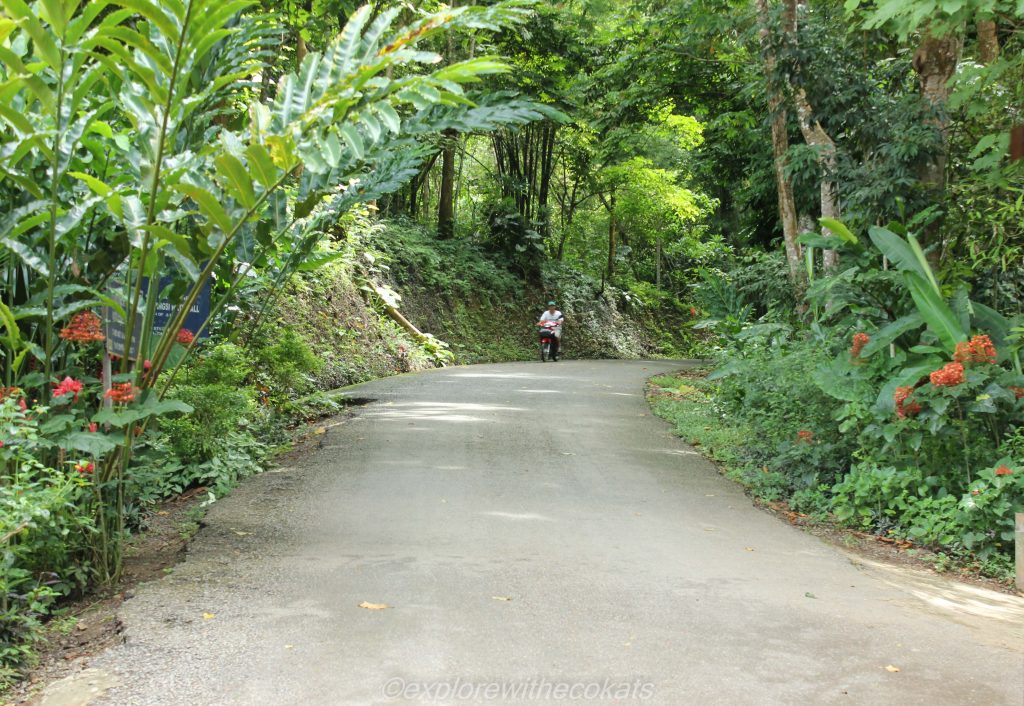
103;276;211;359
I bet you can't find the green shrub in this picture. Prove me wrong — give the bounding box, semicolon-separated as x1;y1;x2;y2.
0;401;94;683
958;460;1023;560
161;344;255;465
250;327;323;400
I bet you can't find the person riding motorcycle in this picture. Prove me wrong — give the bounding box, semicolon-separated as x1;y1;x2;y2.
537;301;564;360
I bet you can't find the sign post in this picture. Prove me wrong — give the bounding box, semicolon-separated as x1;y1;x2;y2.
103;276;212;361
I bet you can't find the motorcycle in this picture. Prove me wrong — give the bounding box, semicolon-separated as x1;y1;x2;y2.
537;320;561;362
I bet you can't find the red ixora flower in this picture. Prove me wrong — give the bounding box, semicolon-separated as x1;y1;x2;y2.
87;422;98;433
59;311;105;343
930;362;965;387
953;334;997;366
74;461;95;474
689;307;699;318
994;465;1013;476
176;328;195;345
894;386;922;419
850;332;870;358
796;430;814;443
105;382;137;404
52;376;84;402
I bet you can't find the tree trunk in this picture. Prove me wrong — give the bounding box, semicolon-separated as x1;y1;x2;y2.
786;0;840;269
794;88;840;269
756;0;803;284
437;129;457;239
977;19;999;63
655;237;662;288
537;122;556;237
606;197;617;283
913;30;962;194
1011;125;1024;162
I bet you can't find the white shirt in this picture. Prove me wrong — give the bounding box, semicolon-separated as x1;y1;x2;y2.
539;310;563;324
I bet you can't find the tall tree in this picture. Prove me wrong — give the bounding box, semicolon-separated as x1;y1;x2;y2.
756;0;802;283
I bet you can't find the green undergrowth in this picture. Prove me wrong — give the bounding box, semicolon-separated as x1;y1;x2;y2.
647;372;1019;584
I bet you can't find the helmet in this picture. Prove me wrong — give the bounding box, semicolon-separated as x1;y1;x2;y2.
547;300;557;306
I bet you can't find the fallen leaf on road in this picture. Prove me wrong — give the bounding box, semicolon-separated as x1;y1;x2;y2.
704;494;715;497
232;530;251;536
561;452;575;456
313;427;326;435
492;596;512;602
202;613;215;620
157;511;169;516
804;592;817;599
885;665;900;673
745;547;755;552
285;645;294;650
359;602;390;610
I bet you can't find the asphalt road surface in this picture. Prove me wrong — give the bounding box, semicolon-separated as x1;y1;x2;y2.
76;360;1022;705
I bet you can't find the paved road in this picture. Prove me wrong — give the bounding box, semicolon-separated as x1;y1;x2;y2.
79;361;1021;705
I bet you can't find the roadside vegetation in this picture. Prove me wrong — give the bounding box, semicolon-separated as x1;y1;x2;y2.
1;0;1022;688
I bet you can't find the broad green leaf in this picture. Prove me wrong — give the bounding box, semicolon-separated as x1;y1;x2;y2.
907;233;940;295
860;314;925;357
177;184;234;235
1;238;50;276
244;144;279;188
108;0;177;40
215;153;257;208
1;0;62;70
868;226;934;290
69;170;112;197
433;57;508;83
0;300;21;347
376;102;401;133
340;123;365;159
903;272;966;353
60;431;120;455
818;217;858;244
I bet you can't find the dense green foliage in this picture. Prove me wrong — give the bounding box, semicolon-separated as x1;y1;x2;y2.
1;0;1022;685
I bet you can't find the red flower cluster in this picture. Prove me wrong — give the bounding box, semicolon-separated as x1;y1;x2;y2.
894;386;922;419
930;362;965;387
74;461;95;474
105;382;137;404
87;422;98;433
1010;387;1024;400
59;311;104;343
953;334;996;366
796;430;814;443
689;307;699;318
994;465;1014;476
176;328;195;345
850;332;870;358
52;376;84;402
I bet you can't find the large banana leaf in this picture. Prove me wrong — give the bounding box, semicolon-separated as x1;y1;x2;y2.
903;272;966;353
867;226;940;295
